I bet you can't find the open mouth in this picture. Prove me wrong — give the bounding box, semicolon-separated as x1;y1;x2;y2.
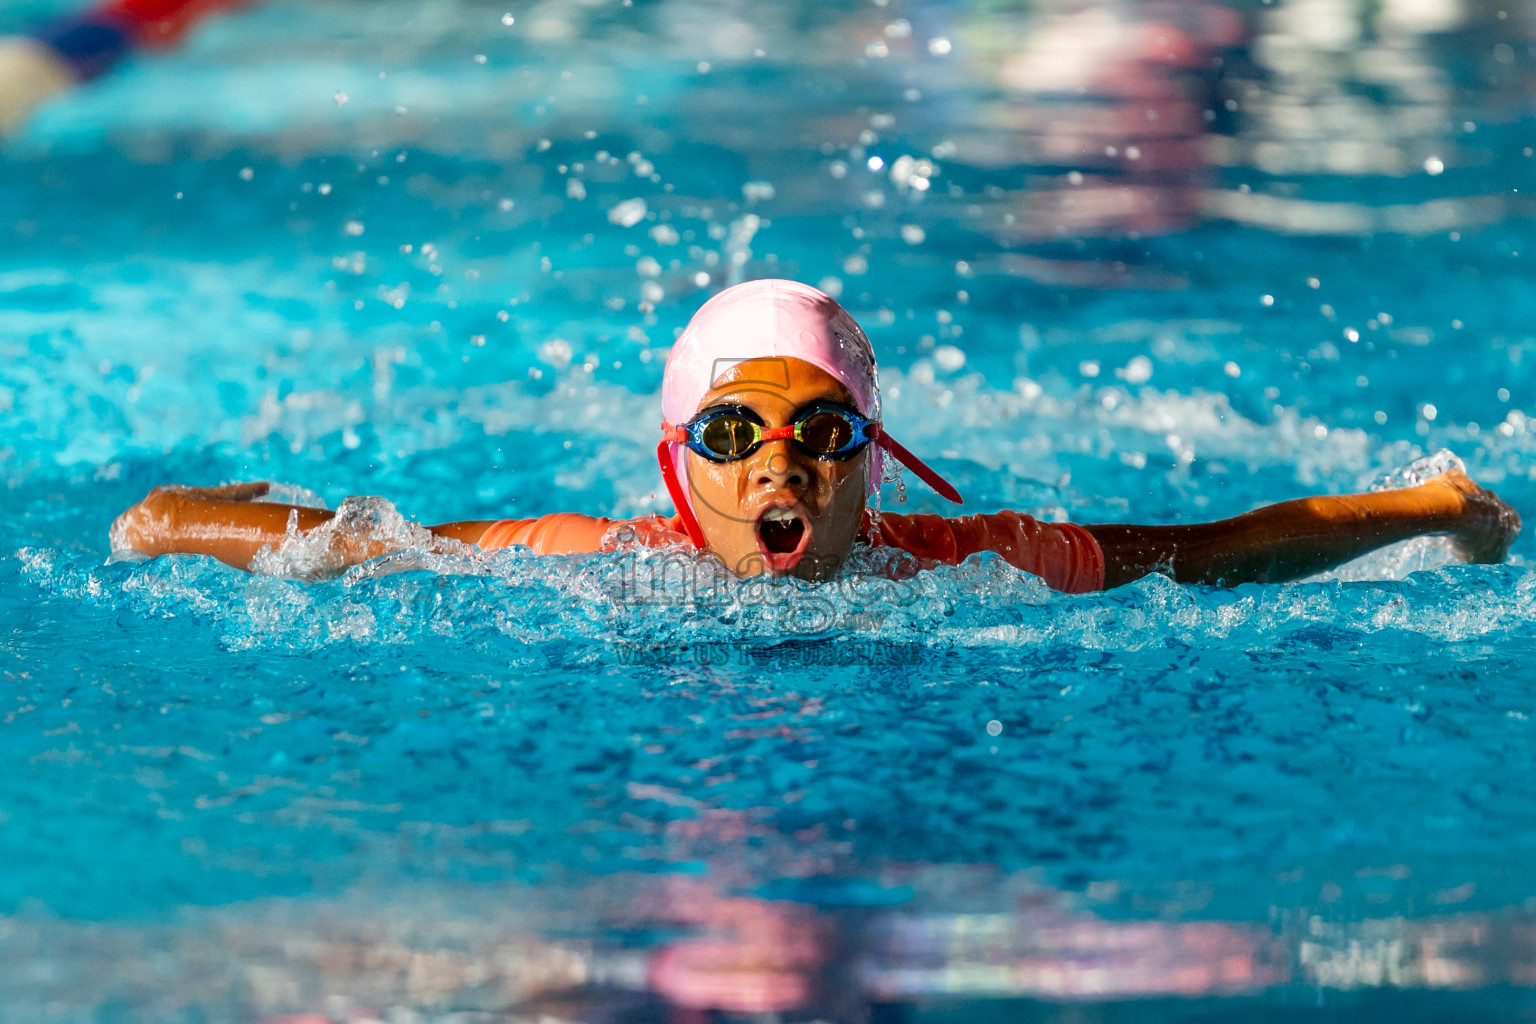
755;506;811;571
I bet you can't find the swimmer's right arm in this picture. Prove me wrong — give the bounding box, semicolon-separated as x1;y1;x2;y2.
110;483;499;571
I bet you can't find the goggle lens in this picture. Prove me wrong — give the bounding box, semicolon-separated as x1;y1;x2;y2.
798;409;854;454
700;415;759;458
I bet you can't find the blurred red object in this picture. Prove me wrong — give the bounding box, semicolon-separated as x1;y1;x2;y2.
103;0;255;47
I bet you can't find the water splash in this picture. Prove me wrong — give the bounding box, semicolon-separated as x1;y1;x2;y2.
256;481;330;509
248;495;468;582
21;502;1536;664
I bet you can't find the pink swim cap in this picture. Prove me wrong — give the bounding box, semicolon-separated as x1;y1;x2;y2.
661;279;882;425
657;279;961;547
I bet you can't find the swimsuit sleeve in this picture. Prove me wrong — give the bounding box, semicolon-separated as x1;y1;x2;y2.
476;513;690;555
475;514;617;555
866;510;1105;593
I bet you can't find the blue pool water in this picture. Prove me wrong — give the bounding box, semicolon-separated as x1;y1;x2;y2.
3;0;1536;1020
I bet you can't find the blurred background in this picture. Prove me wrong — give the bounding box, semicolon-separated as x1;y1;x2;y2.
4;0;1534;523
3;0;1536;1022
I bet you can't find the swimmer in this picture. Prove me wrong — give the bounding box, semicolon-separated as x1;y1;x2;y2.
112;279;1520;591
0;0;252;136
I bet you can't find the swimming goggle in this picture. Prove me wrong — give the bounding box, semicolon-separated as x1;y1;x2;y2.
657;401;964;548
671;401;875;463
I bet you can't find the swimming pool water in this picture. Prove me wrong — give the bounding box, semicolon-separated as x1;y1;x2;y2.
3;0;1536;1019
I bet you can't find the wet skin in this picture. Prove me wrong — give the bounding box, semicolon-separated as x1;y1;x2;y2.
683;358;870;582
112;356;1520;587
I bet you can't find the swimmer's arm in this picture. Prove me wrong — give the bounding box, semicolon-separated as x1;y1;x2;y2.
110;483;499;571
1083;469;1520;588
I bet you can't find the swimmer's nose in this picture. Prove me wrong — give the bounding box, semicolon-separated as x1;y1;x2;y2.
753;440;810;491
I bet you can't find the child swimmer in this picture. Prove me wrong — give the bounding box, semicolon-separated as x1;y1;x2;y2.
113;279;1520;590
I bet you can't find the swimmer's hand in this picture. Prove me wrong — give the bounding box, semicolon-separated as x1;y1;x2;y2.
1432;468;1521;564
1087;466;1521;588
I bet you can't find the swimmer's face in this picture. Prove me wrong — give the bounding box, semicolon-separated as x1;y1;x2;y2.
686;357;868;581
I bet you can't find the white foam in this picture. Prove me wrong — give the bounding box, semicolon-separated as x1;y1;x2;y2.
248;496;467;581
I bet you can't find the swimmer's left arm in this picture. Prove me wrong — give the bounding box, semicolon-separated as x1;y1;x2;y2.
1084;468;1520;588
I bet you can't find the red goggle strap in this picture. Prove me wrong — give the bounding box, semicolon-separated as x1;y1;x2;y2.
871;427;964;504
656;438;707;549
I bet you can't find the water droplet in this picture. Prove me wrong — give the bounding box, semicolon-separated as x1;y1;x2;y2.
933;345;965;372
539;338;573;368
607;197;647;227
